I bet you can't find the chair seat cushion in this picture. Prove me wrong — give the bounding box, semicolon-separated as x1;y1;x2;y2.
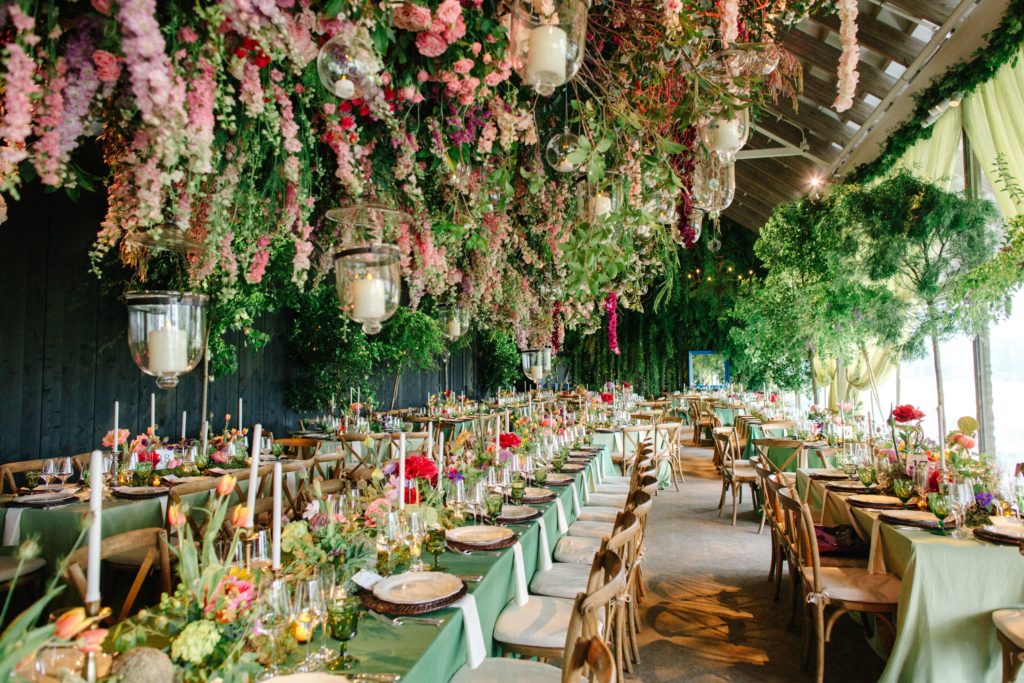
800;566;901;605
602;476;630;485
494;596;575;649
595;483;630;494
553;535;602;564
585;493;627;508
567;520;614;539
576;506;619;523
529;562;592;599
0;556;45;582
451;658;572;683
993;609;1024;650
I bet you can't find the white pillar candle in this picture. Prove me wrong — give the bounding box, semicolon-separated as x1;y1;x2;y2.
246;424;262;528
351;275;386;319
438;430;445;478
271;461;282;570
590;193;612;219
181;411;187;441
85;450;103;605
148;323;188;374
505;411;510;432
526;25;567;90
529;365;543;381
446;319;462;339
427;422;434;463
398;433;406;511
709;116;743;152
200;419;208;463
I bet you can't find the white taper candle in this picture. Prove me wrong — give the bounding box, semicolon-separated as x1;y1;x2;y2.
113;401;120;452
238;398;243;432
85;450;103;604
149;393;155;432
246;423;262;528
271;461;282;570
181;411;187;441
398;433;407;510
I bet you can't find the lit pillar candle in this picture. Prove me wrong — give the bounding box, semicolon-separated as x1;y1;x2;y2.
526;25;567;90
149;393;156;432
446;318;462;339
86;450;103;605
148;323;188;374
529;365;543;381
271;461;282;570
246;424;262;528
351;275;386;319
398;433;407;511
590;193;612;219
709;116;743;152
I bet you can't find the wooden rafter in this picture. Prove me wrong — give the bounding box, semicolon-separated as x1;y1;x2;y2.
810;11;927;65
782;28;897;97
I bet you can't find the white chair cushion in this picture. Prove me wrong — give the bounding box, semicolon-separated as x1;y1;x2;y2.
994;609;1024;650
494;596;575;649
553;535;601;564
450;658;567;683
576;506;619;523
568;520;614;539
529;562;592;599
800;566;901;605
0;556;45;582
602;476;630;485
585;493;627;508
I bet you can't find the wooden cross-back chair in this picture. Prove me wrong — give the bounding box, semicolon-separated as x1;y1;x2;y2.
613;425;656;474
168;477;227;538
652;420;683;490
310;452;347;481
713;429;758;526
274;437;321;460
752;438;806;473
65;528;172;624
688;400;715;446
256;460;312;514
1;457;86;494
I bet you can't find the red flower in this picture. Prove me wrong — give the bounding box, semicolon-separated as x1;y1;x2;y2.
892;404;925;423
622;382;631;389
137;451;160;466
600;392;614;404
499;432;522;449
253;51;270;68
234;47;248;59
339;115;355;131
404;455;438;485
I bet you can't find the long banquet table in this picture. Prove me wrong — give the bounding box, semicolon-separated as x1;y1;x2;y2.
797;467;1024;682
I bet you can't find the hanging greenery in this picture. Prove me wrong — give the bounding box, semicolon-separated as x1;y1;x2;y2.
477;328;522;394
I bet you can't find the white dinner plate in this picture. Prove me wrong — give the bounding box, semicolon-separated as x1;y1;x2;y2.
545;473;574;485
498;505;539;521
446;525;514;545
13;490;78;507
371;571;463;605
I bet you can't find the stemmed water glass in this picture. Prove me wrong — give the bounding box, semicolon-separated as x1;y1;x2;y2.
313;567;338;663
406;512;427;571
255;579;292;680
292;579;326;671
376;512;401;575
55;457;73;487
950;478;975;539
928;492;952;535
485;491;504;526
39;459;56;489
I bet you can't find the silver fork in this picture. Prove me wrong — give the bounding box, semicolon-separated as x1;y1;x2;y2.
368;610;445;628
448;546;500;557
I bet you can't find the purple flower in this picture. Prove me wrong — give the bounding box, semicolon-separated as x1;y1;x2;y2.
975;492;993;508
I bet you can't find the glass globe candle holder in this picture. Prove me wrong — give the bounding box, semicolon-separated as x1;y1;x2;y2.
316;26;383;100
521;348;548;385
545;131;582;173
125;291;208;390
509;0;588;96
441;307;471;341
334;245;401;335
697;108;750;163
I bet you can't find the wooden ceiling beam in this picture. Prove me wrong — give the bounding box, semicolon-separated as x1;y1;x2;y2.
810;11;926;65
723;203;771;231
878;0;954;26
735;167;803;207
769;101;854;148
782;28;897;98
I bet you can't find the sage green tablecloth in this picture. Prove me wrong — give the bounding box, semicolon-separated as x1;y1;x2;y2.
589;431;671;489
714;408;737;426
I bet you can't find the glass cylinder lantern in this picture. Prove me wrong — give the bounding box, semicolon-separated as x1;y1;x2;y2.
697;108;750;163
334;245;402;335
576;180;619;222
691;156;736;212
441;307;471;341
509;0;589;96
521;348;553;385
125;291;208;390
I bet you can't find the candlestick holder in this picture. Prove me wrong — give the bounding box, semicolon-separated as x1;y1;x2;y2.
82;601;101;683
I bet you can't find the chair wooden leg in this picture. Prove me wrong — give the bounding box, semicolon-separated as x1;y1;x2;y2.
731;483;740;526
801;601;813;671
813;604;826;683
718;479;728;516
768;535;777;581
628;599;641;662
758;508;767;535
773;548;785;602
788;566;801;630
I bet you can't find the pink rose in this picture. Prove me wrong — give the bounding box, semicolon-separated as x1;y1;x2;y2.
400;85;419;101
91;0;111;15
92;50;121;83
453;58;473;74
436;0;462;24
177;27;198;43
471;41;482;56
380;71;392;85
484;70;503;86
443;16;466;42
393;3;433;32
415;31;448;58
417;69;430;82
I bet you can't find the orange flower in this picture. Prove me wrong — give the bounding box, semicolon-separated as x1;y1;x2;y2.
54;608;89;640
167;504;187;528
231;505;250;528
216;474;237;497
77;628;107;653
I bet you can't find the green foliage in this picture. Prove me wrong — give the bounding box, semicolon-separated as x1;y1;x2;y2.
478;328;522;394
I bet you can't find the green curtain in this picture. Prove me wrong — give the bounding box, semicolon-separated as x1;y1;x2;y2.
893;106;962;191
962;47;1024;218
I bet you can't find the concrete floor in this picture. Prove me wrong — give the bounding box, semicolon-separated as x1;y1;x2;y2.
628;438;886;682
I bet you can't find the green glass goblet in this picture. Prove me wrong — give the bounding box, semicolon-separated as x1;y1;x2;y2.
327;597;360;671
533;466;548;486
425;528;446;570
485;492;504;526
509;475;526;506
892;477;914;504
857;465;876;488
132;462;153;487
928;493;952;535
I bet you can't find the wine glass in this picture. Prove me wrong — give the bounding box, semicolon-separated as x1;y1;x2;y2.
39;459;56;489
54;457;73;488
892;477;914;504
509;473;526;506
950;478;975;539
255;579;292;680
406;512;427;571
928;492;952;535
313;567;338;663
857;464;876;488
292;579;325;671
376;512;401;576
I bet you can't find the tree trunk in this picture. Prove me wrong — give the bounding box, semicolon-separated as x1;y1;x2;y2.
390;371;402;411
931;333;947;463
808;347;820;406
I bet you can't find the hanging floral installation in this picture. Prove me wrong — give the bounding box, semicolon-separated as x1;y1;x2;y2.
0;0;839;366
832;0;859;112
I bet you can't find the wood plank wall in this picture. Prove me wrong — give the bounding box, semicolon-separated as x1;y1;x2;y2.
0;185;479;463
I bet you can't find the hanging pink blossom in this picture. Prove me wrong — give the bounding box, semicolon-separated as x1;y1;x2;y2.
185;59;217;174
117;0;187;134
57;22;101;162
0;44;40;170
604;291;620;355
92;50;121;82
832;0;860;112
32;58;67;186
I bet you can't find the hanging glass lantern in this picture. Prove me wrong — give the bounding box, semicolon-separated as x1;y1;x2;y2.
697;108;750;163
123;223;207;256
576;180;618;222
509;0;588;96
691;156;736;212
316;25;383;100
671;208;703;247
334;245;401;335
125;291;208;390
441;307;471;341
521;347;552;385
545;131;582;173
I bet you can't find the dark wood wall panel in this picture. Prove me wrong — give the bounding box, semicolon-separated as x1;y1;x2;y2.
0;185;479;464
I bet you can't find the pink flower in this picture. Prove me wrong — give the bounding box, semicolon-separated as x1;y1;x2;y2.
364;497;391;526
399;85;419;101
436;0;462;24
177;26;198;43
415;32;448;58
91;50;121;83
453;58;474;74
393;3;433;32
444;16;466;42
417;69;430;82
77;629;107;654
471;42;482;56
91;0;112;14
